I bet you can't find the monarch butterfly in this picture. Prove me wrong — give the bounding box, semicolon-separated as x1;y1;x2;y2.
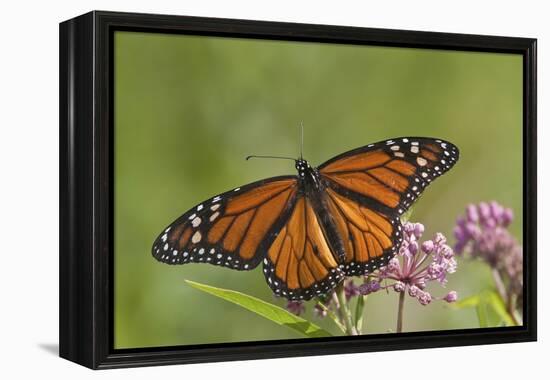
152;136;459;300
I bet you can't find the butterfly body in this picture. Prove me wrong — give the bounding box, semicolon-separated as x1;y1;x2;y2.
295;159;348;265
153;137;459;300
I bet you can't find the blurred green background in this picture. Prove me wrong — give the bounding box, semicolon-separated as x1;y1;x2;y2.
114;31;523;349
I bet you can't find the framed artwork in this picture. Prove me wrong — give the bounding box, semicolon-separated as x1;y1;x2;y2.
59;11;537;369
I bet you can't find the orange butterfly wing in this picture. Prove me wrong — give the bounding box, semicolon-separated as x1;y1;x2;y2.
318;137;459;276
262;196;344;300
323;188;402;276
152;176;298;270
319;137;459;216
153;137;459;300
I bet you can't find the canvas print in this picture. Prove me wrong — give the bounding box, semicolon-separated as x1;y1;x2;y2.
114;31;523;348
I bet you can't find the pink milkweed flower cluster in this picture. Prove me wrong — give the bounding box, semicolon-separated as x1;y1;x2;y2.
360;222;458;305
285;300;306;316
285;222;458;316
454;201;522;303
454;202;519;267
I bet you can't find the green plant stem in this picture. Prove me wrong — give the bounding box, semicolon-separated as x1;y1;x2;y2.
355;295;366;333
507;293;522;326
492;268;522;326
396;291;405;333
491;268;507;302
316;301;346;333
335;283;357;335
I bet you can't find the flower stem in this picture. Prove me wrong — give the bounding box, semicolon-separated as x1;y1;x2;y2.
492;268;522;326
316;301;346;334
510;303;522;326
335;282;357;335
355;295;366;333
396;291;405;333
491;268;507;303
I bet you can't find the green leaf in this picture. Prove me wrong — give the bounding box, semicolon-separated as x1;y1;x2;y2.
476;302;489;327
450;293;489;328
484;290;516;327
185;280;333;338
452;294;481;309
451;290;515;327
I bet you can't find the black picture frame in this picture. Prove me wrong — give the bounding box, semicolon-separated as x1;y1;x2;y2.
59;10;537;369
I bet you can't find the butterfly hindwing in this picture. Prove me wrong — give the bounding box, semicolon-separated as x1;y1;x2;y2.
319;137;459;216
152;176;298;270
324;188;402;276
259;196;345;300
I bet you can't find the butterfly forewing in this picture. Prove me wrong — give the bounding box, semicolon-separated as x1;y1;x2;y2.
152;176;298;270
319;137;459;216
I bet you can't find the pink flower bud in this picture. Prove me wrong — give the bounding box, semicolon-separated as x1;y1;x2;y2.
434;232;447;245
413;223;425;238
466;204;479;223
444;291;458;303
478;202;491;220
418;291;432;305
408;241;419;255
440;245;454;259
408;285;420;297
421;240;435;254
387;257;400;273
359;280;381;295
393;281;405;292
502;208;514;226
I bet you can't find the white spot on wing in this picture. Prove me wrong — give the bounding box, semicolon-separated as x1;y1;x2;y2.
191;231;202;244
417;157;427;166
210;212;220;222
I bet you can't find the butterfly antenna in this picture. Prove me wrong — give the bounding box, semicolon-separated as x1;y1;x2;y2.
299;121;304;160
245;155;296;162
